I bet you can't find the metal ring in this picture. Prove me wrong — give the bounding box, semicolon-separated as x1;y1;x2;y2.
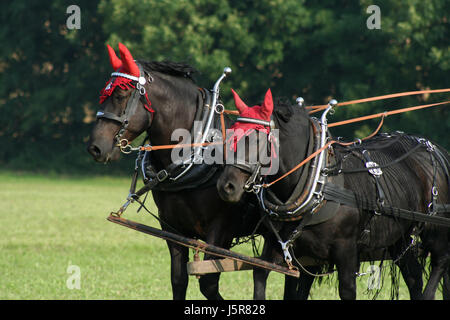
121;144;133;154
117;139;132;154
252;184;262;194
215;103;225;114
136;83;146;95
117;138;129;148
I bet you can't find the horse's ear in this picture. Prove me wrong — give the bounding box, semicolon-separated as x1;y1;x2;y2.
231;89;249;114
260;88;274;120
118;42;140;77
107;44;122;70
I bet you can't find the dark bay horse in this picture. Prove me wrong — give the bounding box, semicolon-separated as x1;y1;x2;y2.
87;43;270;299
217;96;450;299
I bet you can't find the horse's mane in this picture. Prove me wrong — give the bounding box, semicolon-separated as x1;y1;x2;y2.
138;60;197;82
272;97;310;137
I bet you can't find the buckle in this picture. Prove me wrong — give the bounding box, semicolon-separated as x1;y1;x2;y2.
365;161;383;177
156;169;169;182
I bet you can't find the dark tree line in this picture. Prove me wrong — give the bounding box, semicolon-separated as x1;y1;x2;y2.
1;0;449;174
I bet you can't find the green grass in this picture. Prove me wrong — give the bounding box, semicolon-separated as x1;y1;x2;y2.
0;171;442;299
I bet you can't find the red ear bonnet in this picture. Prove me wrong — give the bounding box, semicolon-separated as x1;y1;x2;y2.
231;89;249;114
106;43;140;77
228;88;274;152
260;89;273;121
118;42;140;77
99;43;153;112
107;44;122;70
231;88;273;122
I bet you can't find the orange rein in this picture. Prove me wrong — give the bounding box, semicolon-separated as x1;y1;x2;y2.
121;88;449;188
307;88;450;114
263;98;450;187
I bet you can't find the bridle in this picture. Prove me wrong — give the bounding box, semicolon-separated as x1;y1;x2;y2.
228;116;277;193
96;65;154;151
232;102;335;218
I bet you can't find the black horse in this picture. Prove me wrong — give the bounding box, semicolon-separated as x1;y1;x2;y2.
87;44;300;299
217;96;450;299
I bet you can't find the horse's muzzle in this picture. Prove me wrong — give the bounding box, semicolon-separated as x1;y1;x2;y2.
87;140;120;163
216;167;248;203
87;144;102;160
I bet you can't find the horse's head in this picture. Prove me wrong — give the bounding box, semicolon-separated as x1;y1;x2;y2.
87;43;154;162
217;89;276;202
217;91;311;203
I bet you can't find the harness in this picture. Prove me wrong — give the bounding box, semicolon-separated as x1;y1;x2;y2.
106;68;235;217
238;101;338;221
134;68;232;192
236;100;450;269
137;90;224;192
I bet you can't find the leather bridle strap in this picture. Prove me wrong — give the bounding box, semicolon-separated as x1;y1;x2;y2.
96;88;143;144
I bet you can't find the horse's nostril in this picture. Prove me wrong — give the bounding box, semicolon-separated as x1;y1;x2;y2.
224;182;235;194
88;144;102;158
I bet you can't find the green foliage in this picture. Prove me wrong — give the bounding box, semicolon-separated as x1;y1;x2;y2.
0;0;116;173
0;1;448;173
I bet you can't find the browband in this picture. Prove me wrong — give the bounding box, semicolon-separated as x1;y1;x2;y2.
236;117;270;127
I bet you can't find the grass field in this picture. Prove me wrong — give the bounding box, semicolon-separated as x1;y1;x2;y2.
0;171;442;300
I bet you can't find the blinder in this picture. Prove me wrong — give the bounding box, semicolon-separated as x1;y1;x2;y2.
230;116;276;192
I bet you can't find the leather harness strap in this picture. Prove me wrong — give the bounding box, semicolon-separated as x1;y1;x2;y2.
322;183;450;227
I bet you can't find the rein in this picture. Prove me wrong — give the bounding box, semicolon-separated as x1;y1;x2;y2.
307;88;450;113
117;88;450;185
261;99;450;188
99;62;450;273
102;67;450;219
114;86;450;221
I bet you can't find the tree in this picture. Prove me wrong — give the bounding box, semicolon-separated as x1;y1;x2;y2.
1;0;448;173
0;1;115;172
99;0;449;145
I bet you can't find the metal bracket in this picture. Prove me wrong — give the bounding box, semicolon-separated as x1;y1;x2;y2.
278;240;293;268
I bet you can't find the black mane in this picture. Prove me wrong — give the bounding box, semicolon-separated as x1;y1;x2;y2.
272;97;309;136
138;60;197;82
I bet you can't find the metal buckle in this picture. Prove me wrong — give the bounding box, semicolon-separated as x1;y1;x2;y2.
365;161;383;177
156;169;169;182
243;163;261;193
278;240;295;269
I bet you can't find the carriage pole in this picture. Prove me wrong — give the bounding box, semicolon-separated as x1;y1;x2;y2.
107;214;300;278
